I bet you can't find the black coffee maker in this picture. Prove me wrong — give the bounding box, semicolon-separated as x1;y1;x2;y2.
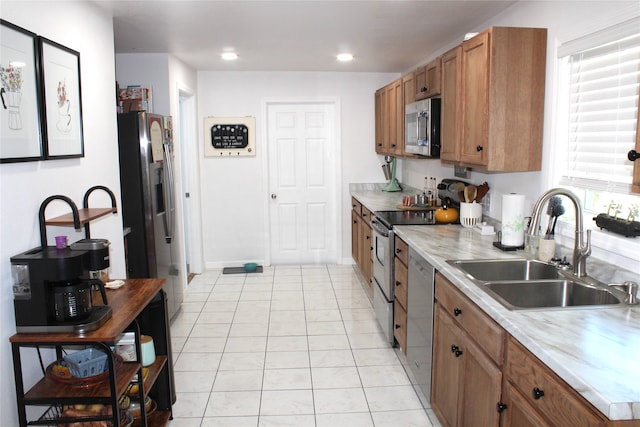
11;242;112;334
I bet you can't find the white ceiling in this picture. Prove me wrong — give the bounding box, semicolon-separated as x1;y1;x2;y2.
94;0;518;73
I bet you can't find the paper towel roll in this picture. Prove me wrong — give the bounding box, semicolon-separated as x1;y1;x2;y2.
501;194;526;247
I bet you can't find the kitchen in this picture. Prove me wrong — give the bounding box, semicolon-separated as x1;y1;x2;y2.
1;0;639;426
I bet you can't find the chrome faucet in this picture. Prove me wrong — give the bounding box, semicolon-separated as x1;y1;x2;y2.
528;188;591;277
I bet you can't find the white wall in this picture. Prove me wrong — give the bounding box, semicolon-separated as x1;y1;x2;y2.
197;71;397;267
400;1;640;271
0;2;123;423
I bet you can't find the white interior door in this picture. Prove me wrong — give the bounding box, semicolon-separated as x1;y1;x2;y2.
267;102;338;264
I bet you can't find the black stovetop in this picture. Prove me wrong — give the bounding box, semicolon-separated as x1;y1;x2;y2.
374;209;437;229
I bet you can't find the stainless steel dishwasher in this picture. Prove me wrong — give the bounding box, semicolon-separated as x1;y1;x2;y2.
407;247;436;408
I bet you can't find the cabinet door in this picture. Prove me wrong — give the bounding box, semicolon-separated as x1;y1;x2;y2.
415;59;442;100
403;72;416;105
425;58;442;97
389;78;404;156
374;89;386;154
460;31;490;166
394;257;408;309
500;381;551;427
394;299;407;354
414;65;427;100
351;209;361;264
360;221;372;287
431;305;463;427
505;337;606;427
460;336;502;427
440;46;462;162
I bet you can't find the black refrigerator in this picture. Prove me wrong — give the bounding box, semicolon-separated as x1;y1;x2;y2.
117;112;182;320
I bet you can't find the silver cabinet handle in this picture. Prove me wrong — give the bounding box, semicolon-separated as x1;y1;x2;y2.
271;194;277;199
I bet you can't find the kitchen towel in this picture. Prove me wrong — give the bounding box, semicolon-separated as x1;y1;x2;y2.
501;194;526;247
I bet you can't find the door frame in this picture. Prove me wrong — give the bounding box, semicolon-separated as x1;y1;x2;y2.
261;97;342;266
177;86;204;275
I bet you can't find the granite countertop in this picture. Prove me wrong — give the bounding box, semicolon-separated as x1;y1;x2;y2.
351;188;640;421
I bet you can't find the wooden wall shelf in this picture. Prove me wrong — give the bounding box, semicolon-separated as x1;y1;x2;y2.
45;207;117;226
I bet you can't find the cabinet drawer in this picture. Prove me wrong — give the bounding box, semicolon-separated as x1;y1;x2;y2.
394;236;409;266
394;299;407;354
394;257;408;310
505;337;605;427
435;273;505;365
351;197;362;216
361;206;372;224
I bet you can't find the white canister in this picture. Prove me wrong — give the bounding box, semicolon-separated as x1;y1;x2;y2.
140;335;156;367
460;202;483;228
501;194;526;247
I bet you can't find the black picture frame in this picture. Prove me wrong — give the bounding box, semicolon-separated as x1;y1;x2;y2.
0;19;44;163
38;36;84;159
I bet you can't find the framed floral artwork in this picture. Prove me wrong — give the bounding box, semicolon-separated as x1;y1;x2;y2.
0;20;44;163
39;36;84;159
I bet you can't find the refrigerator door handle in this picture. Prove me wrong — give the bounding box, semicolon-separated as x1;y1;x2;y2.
162;142;175;243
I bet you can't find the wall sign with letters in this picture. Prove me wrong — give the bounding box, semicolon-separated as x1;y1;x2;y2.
204;116;255;157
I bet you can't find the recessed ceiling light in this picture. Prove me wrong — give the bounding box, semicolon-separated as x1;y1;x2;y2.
337;53;354;62
221;52;238;61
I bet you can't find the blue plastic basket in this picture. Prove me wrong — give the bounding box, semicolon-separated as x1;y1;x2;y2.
63;348;108;378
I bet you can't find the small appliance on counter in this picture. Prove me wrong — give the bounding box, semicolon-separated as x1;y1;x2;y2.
70;238;111;281
381;156;401;192
11;239;112;334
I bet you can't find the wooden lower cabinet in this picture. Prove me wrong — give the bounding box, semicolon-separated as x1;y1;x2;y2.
431;304;502;427
393;299;407;353
500;380;552;427
351;197;372;290
359;218;372;287
503;336;606;427
351;209;360;263
432;273;640;427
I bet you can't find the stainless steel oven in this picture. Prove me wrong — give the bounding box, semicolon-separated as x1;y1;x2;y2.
371;210;436;344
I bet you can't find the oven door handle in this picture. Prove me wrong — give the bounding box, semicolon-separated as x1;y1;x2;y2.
371;219;390;237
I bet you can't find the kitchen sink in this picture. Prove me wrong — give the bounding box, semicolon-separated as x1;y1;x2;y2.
447;258;636;311
483;280;622;310
447;259;561;282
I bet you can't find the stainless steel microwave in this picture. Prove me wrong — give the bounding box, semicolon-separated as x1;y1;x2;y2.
405;98;441;157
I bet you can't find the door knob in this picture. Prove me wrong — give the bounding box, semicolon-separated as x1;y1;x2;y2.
629;149;640;161
271;194;277;199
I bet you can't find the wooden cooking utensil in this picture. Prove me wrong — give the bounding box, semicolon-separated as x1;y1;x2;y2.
474;182;490;203
464;185;477;203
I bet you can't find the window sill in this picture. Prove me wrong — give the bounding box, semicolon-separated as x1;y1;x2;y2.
553;220;639;275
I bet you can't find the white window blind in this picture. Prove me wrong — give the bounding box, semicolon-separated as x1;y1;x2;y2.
558;18;640;194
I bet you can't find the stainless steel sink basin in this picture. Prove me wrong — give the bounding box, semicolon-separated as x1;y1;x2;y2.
448;259;561;282
483;280;622;310
447;258;635;310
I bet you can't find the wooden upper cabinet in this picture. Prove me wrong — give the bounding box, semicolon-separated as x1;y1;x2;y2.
440;46;462;163
452;27;547;171
460;31;490;166
415;58;442;100
374;88;388;154
375;78;405;157
403;72;416;105
389;78;404;156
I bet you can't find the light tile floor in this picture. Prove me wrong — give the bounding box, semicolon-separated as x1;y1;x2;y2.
166;265;436;427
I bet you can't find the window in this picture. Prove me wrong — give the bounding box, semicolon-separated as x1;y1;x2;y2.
556;17;640;218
